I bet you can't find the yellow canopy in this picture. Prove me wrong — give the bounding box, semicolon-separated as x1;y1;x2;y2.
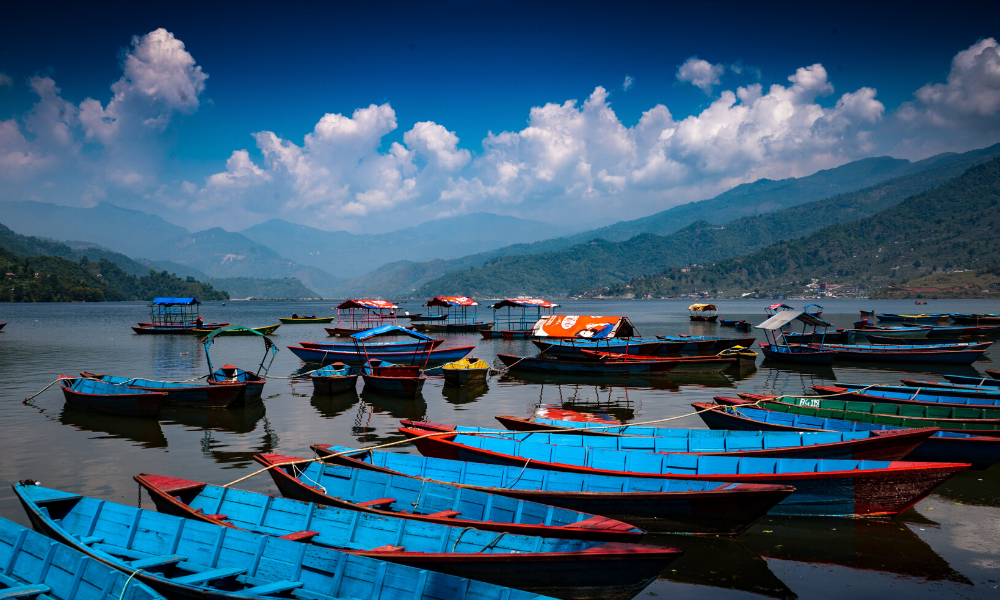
688;303;718;311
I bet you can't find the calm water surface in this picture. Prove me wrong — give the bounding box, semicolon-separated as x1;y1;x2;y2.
1;299;999;599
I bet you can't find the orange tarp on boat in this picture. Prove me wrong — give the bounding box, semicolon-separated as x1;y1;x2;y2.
426;296;480;307
492;298;559;309
335;299;399;310
531;315;637;339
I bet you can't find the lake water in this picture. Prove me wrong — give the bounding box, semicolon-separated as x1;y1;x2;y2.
1;298;999;599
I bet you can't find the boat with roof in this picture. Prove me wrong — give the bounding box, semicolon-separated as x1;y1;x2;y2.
756;310;836;365
481;298;559;339
411;297;494;333
132;298;228;335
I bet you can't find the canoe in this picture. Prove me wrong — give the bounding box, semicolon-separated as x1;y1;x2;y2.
950;313;1000;325
300;339;444;351
865;335;966;345
532;339;666;359
132;324;230;335
941;374;1000;387
277;316;334;323
653;335;716;351
732;393;1000;427
876;314;950;323
816;341;991;352
781;331;851;344
134;474;681;600
309;444;794;535
360;360;426;398
79;373;243;409
808;345;987;364
407;314;448;322
833;381;1000;401
479;415;932;461
813;385;1000;408
251;453;644;542
206;366;265;405
58;377;164;418
0;513;164;600
665;335;756;351
412;322;494;333
442;358;490;386
399;428;969;517
193;324;281;336
495;353;678;377
851;326;931;339
287;345;474;366
920;324;1000;337
578;350;735;374
696;401;1000;469
480;329;533;339
758;343;836;365
13;483;553;600
309;363;359;395
988;369;1000;379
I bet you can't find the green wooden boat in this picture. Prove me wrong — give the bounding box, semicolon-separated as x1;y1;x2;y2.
730;393;1000;431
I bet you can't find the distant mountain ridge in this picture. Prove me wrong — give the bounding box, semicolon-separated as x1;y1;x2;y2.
240;213;574;279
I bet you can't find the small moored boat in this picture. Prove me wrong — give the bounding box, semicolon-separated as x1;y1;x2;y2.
442;357;490;386
58;377;164;418
278;315;334;323
688;303;718;322
194;324;280;336
309;362;359;394
78;373;243;409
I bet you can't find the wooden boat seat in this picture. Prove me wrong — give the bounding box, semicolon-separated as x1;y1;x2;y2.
171;567;247;584
129;554;186;569
424;510;461;519
0;585;52;599
354;498;395;508
233;580;304;597
74;535;104;545
278;531;319;542
91;543;149;560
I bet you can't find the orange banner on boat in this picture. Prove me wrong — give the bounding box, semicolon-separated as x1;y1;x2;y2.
531;315;633;339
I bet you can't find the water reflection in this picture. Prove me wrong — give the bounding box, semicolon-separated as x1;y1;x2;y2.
441;381;489;405
360;388;428;420
744;516;972;585
310;389;361;419
58;406;168;449
198;416;280;468
648;534;796;600
159;403;266;434
497;370;682;391
930;462;1000;508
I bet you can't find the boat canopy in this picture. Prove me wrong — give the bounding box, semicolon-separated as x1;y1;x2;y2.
204;324;267;342
688;303;717;311
204;324;277;377
151;297;199;305
768;303;795;311
426;296;479;307
531;315;638;339
756;311;831;330
335;299;399;310
351;324;436;341
492;298;559;309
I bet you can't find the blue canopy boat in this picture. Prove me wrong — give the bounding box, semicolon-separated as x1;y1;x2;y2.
309;444;794;535
77;374;243;409
0;514;165;600
252;453;645;542
308;363;359;395
134;474;681;600
58;377;164;418
203;326;276;405
132;298;228;335
696;400;1000;469
398;428;969;518
13;483;554;600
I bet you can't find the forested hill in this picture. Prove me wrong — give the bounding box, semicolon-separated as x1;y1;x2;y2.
0;223;228;302
414;145;1000;297
597;155;1000;298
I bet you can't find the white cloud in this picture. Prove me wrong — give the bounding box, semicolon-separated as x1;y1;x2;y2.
622;75;634;91
403;122;471;170
0;73;12;88
677;57;725;94
891;38;1000;156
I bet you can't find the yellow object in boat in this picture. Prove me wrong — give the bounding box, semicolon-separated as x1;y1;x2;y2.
442;357;490;386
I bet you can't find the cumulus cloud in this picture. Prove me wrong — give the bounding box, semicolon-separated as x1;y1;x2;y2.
622;75;634;91
891;38;1000;156
0;73;12;88
676;56;725;94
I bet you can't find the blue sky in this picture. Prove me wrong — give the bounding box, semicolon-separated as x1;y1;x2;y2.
1;0;999;233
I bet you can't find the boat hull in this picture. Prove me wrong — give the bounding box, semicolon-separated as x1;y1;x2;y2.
310;373;359;394
413;322;494;333
533;340;665;359
288;345;474;366
759;344;835;365
812;385;1000;410
311;445;794;535
80;374;244;409
59;379;163;418
278;317;334;323
361;373;426;398
405;431;968;517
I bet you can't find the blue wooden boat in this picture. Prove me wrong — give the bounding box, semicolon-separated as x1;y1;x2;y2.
694;400;1000;469
865;335;966;345
78;373;243;409
287;345;474;366
309;444;794;535
399;428;969;517
655;334;757;352
803;304;823;317
134;474;681;600
251;453;645;542
781;330;851;344
299;339;444;351
477;415;933;461
308;363;359;395
58;377;164;418
13;483;554;600
816;384;1000;406
809;345;987;364
206;366;265;405
0;513;165;600
496;353;679;377
532;338;666;358
942;374;1000;388
819;341;991;351
360;360;426;398
758;343;835;365
876;313;950;323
